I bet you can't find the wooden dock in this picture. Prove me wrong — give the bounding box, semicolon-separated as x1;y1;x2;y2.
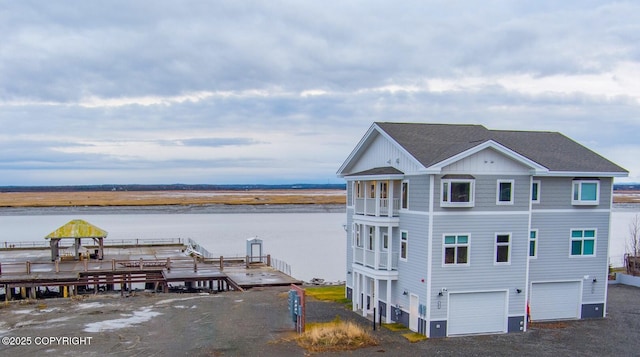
0;240;302;300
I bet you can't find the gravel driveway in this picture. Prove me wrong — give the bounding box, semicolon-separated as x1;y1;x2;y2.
0;284;638;356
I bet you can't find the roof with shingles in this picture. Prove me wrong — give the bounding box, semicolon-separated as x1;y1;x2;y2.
349;166;404;176
45;219;108;239
375;122;628;174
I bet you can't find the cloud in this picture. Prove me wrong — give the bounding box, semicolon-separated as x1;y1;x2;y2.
0;1;639;184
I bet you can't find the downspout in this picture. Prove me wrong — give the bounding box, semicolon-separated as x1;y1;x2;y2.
524;176;533;331
426;174;435;337
603;178;614;317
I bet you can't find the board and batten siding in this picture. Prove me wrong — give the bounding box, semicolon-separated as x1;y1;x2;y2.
349;132;421;175
529;210;610;305
392;212;430;311
429;214;529;320
441;147;533;175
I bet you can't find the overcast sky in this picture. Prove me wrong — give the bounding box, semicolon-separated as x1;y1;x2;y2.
1;1;638;186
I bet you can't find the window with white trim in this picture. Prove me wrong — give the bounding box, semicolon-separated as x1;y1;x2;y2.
441;177;475;207
443;234;469;265
497;180;514;205
382;232;388;251
531;180;540;203
400;231;408;261
353;224;362;247
495;234;510;263
529;230;537;258
367;226;374;250
401;181;409;209
572;180;599;205
571;229;596;256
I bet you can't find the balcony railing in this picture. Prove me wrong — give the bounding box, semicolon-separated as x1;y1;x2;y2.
354;198;400;217
353;246;398;270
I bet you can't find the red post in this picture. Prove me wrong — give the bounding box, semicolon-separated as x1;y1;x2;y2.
290;284;306;333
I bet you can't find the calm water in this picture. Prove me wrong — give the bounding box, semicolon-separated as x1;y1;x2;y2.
0;206;638;282
0;211;346;282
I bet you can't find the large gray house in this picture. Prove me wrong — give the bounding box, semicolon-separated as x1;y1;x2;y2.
336;122;628;337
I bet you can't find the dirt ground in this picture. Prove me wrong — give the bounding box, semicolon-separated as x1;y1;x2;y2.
1;284;639;356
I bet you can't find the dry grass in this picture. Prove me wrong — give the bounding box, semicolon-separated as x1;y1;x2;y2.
402;332;428;343
383;322;410;332
304;285;350;304
613;191;640;204
0;190;346;207
296;317;378;352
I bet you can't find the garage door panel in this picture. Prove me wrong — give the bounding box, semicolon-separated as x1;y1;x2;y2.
449;291;507;336
530;282;581;321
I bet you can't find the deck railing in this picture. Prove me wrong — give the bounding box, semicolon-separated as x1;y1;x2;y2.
354;198;399;217
353;247;398;270
0;238;185;250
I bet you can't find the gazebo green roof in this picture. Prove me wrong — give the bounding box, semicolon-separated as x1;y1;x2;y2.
45;219;108;239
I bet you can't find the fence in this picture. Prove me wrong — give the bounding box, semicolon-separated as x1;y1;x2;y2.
1;238;184;250
270;257;292;276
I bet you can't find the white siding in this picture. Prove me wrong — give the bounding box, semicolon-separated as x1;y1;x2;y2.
442;148;531;175
350;133;421;174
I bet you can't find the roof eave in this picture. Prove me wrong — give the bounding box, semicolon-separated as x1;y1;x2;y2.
427;140;550;173
536;171;629;178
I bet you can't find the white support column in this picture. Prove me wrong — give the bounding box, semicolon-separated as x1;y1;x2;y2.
362;275;368;317
352;271;359;312
388;224;393;270
374;278;380;321
386;279;392;323
388;180;394;217
375;181;380;216
374;226;380;269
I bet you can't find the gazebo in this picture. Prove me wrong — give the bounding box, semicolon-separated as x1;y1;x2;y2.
45;219;107;261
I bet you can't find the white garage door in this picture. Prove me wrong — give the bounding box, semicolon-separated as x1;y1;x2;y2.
448;291;507;336
530;281;581;321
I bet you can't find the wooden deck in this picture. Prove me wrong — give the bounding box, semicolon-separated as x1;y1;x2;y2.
0;241;302;300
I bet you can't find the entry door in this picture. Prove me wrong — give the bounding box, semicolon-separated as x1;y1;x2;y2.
251;243;262;262
409;294;419;331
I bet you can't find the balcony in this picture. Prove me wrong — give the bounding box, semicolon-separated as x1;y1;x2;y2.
355;198;400;217
354;246;399;270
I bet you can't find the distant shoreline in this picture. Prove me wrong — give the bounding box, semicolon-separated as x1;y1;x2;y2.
0;189;346;208
0;203;346;216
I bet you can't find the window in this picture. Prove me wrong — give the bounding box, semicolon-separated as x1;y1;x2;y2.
572;180;599;205
367;226;374;250
400;231;408;261
495;234;511;263
497;180;514;205
571;229;596;256
441;178;475;207
529;230;537;258
355;181;363;198
444;234;469;265
401;181;409;209
531;180;540;203
382;233;388;251
354;224;362;247
369;181;376;198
